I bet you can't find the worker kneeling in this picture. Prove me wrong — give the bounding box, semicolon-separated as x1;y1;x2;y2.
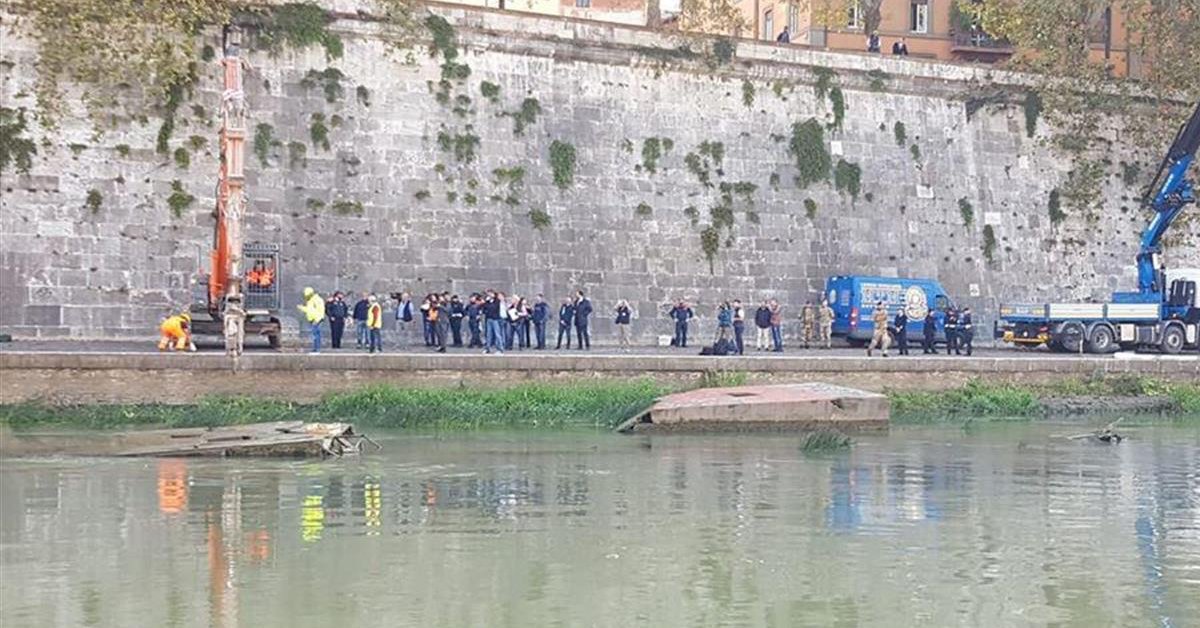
158;312;197;352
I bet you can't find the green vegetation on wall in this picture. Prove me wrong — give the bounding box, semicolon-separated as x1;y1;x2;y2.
804;198;817;219
1048;188;1066;225
331;199;364;215
549;140;576;189
301;68;346;103
167;180;194;218
635;202;653;217
287;141;307;169
640;137;673;173
866;69;889;92
982;225;997;262
309;113;330;151
172;146;190;169
480;81;500;103
893;121;906;146
254;123;275;167
436;127;481;163
243;2;344;59
827;86;845;130
0;107;37;174
155;77;190;155
789;119;830;188
833;159;861;200
507;98;542;136
958;197;974;227
85;189;103;213
356;85;371;107
529;208;551;229
741;80;755;107
1022;91;1041;138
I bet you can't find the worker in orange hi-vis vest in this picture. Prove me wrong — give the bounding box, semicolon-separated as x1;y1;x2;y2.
158;312;197;352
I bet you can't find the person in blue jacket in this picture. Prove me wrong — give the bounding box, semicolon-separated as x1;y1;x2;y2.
531;294;551;350
671;300;695;348
556;297;575;349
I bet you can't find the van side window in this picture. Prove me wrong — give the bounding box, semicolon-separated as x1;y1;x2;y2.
935;295;949;312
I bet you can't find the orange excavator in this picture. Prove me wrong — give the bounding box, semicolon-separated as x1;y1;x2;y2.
190;25;281;354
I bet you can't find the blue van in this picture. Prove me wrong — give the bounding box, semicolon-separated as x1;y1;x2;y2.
823;275;954;346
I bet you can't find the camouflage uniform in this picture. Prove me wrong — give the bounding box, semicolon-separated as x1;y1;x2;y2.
800;304;816;349
867;304;891;357
817;302;835;348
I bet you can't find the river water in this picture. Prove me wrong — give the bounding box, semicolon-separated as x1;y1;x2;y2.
1;424;1198;627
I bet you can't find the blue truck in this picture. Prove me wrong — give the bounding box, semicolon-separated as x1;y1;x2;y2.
824;275;954;346
996;102;1200;354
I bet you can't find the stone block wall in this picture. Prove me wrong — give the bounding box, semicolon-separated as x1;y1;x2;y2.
1;2;1196;341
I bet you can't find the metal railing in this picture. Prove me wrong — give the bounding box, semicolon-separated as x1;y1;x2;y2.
952;31;1012;50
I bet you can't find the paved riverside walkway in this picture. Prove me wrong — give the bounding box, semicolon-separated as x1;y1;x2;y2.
1;340;1195;405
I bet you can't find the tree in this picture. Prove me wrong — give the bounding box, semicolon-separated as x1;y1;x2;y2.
811;0;884;35
677;0;748;36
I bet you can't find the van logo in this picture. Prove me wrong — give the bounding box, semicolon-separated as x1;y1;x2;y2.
904;286;929;319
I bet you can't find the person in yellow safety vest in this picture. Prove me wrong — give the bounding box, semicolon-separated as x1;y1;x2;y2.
366;294;384;353
866;301;891;358
297;287;325;353
158;312;197;352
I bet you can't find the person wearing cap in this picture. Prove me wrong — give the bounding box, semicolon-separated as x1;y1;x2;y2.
158;311;196;352
866;301;890;357
366;294;384;353
297;287;326;353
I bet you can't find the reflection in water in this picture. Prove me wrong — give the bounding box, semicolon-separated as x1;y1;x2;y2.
1;426;1198;627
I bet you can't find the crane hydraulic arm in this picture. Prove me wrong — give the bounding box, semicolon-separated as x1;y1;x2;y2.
1134;101;1200;297
212;25;248;356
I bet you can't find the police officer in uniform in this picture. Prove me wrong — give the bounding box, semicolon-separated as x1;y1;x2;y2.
944;308;959;355
959;307;975;356
800;301;816;349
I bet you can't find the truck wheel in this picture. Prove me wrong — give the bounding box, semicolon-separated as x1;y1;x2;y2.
1086;325;1115;354
268;333;281;350
1057;323;1086;353
1161;325;1185;355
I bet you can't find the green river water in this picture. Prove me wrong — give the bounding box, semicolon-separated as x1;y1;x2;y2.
1;424;1198;627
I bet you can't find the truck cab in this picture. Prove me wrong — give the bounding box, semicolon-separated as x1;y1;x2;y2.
824;275;954;345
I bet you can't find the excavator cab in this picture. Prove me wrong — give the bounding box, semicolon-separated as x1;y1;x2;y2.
191;242;282;349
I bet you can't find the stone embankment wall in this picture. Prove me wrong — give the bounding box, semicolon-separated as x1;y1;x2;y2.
1;1;1196;340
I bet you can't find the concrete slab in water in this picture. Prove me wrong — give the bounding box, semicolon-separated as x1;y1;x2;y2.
617;383;889;433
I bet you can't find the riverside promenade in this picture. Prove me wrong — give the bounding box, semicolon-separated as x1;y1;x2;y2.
1;341;1196;405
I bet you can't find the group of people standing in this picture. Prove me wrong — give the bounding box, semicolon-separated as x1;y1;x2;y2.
390;290;596;354
865;301;975;358
668;299;837;355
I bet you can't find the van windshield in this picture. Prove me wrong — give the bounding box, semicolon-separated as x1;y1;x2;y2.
935;295;949;311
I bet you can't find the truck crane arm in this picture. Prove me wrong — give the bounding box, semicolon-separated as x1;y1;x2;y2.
1136;101;1200;295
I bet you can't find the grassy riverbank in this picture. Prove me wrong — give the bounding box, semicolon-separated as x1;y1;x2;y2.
1;375;1196;431
888;376;1200;422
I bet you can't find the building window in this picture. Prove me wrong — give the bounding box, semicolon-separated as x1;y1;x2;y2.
847;1;861;28
910;2;928;33
763;9;774;40
575;0;590;7
788;3;799;37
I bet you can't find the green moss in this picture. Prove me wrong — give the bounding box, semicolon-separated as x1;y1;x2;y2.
684;153;709;187
772;80;790;99
549;140;576;189
424;14;458;60
958;197;974;227
769;172;780;189
309;113;330;151
445;191;458;203
464;193;478;206
745;210;760;224
641;137;673;173
812;67;836;100
331;199;363;215
480;81;500;103
85;189;102;213
1120;161;1141;186
287;141;307;169
1023;91;1041;138
699;140;724;166
0;107;38;174
711;38;735;66
827;86;845;130
1048;188;1066;225
436;128;480;163
909;143;921;162
493;166;526;188
243;2;343;59
635;202;653;217
893;121;906;146
741;80;755;107
414;190;431;201
68;143;87;156
866;69;888;92
187;135;207;151
253;123;275;167
301;68;346;103
804;198;817;219
306;198;326;211
789;119;830;188
709;201;734;231
700;225;721;273
529;208;551;229
982;225;997;262
619;138;634;153
355;85;371;107
507;98;542;136
833;159;861;200
200;45;215;62
172;146;190;169
684;205;699;224
155;71;193;155
114;143;131;158
190;104;206;120
800;430;852;453
166;180;194;218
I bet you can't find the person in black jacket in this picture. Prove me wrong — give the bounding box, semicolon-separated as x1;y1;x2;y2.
556;297;575;349
922;310;937;354
466;294;483;348
671;300;695;348
893;310;909;356
352;292;370;349
615;299;632;351
449;295;465;347
959;307;975;356
325;292;350;349
945;308;960;355
574;290;593;350
532;294;550;350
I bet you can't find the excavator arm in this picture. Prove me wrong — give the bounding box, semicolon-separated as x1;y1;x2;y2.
1136;101;1200;295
